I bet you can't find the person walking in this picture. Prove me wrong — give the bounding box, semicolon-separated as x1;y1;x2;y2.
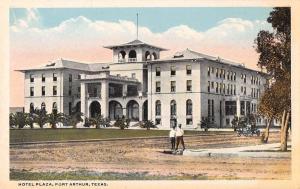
175;124;185;151
169;126;176;150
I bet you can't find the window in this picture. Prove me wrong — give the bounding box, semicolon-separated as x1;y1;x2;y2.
42;86;45;96
186;99;192;115
216;68;219;78
227;84;230;94
156;67;161;76
233;72;236;81
225;101;237;116
77;87;80;93
156;81;161;93
78;74;81;79
170;100;177;116
171;66;176;76
208;99;214;122
52;102;57;114
241;101;245;115
41;102;46;111
223;83;225;94
227;71;230;80
69;102;72;115
207;67;210;76
30;103;34;113
171;81;176;92
155;118;161;125
233;85;236;95
186;65;192;75
243;74;247;83
211;81;214;89
244;87;246;95
186;118;193;125
155;100;161;116
131;73;136;79
42;74;45;82
208;81;210;92
230;84;233;95
30;87;34;96
216;82;219;93
69;74;72;82
53;73;57;81
30;74;34;82
186;80;192;91
230;71;233;81
68;86;72;96
251;75;253;84
53;86;57;96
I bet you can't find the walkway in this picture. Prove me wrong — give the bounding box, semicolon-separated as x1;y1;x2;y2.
183;142;291;158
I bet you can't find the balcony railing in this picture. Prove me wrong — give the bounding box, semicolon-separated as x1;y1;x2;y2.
128;58;137;62
87;93;101;99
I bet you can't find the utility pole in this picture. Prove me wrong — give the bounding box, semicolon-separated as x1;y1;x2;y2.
136;13;139;39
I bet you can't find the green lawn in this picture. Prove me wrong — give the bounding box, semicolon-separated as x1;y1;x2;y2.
10;128;208;143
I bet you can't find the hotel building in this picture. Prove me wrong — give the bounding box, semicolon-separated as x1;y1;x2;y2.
18;39;267;129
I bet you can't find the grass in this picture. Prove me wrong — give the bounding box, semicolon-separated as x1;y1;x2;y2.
10;169;210;180
10;128;214;143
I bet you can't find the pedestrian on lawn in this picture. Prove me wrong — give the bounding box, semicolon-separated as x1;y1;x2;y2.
175;124;185;151
169;126;176;150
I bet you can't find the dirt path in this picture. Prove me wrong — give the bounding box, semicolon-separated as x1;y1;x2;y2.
10;132;291;179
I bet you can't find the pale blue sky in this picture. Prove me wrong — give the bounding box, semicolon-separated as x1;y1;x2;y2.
10;7;273;32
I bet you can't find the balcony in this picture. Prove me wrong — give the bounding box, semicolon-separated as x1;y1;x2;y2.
128;58;137;62
87;93;101;99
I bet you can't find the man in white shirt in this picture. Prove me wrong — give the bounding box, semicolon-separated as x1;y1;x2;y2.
175;124;185;151
169;126;176;150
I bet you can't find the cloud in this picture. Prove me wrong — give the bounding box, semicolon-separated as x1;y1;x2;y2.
10;9;272;106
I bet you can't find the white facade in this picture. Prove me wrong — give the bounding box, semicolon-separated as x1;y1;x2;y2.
18;39;268;129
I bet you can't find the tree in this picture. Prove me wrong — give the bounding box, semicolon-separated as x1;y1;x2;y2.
26;113;35;129
9;113;16;128
47;112;65;129
114;116;130;130
10;112;28;129
140;120;156;130
255;8;291;151
67;111;83;128
89;114;110;129
32;108;48;128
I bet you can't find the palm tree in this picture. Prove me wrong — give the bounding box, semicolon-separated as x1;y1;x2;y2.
141;120;156;130
32;108;48;128
47;112;65;129
89;114;110;129
11;112;28;129
26;113;35;129
67;111;83;128
114;116;130;130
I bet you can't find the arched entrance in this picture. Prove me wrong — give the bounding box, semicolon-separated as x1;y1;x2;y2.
90;101;101;118
126;100;139;121
109;101;123;120
142;100;148;121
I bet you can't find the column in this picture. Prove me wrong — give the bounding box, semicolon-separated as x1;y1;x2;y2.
139;103;143;122
101;81;109;118
236;96;241;118
123;84;127;97
80;82;86;120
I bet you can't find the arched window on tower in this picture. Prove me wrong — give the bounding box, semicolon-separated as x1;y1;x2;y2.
145;51;151;60
128;50;137;62
118;51;126;63
152;52;157;60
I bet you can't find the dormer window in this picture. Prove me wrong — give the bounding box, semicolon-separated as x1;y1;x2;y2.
128;50;137;62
